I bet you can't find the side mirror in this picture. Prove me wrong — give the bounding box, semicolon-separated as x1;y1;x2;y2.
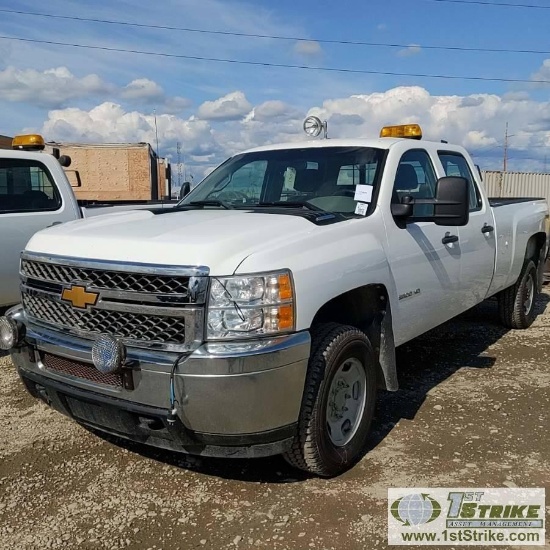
178;181;191;200
58;155;71;168
433;176;469;226
391;195;414;219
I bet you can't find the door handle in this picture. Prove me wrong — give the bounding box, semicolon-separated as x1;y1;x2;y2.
442;234;459;244
481;224;494;234
47;221;62;228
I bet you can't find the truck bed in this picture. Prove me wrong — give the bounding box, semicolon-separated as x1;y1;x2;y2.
488;196;548;297
488;197;544;207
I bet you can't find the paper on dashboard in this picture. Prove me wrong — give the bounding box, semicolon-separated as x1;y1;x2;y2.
354;185;373;203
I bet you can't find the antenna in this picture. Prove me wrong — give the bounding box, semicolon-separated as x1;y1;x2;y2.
503;122;514;173
153;108;160;158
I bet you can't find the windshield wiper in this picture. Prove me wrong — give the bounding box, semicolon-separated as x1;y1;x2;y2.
257;201;324;212
187;200;234;210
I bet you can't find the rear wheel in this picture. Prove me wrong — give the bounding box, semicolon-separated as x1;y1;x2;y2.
498;260;538;329
284;323;377;477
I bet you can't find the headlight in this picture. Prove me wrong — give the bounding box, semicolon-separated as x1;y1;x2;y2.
0;317;24;350
207;271;295;340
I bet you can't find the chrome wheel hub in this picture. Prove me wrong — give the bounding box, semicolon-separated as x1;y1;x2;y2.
326;357;367;447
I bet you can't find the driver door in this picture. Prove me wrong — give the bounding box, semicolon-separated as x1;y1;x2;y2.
384;149;463;344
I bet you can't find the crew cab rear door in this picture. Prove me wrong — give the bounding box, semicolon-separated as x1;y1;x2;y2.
0;158;75;307
437;151;496;308
384;148;463;344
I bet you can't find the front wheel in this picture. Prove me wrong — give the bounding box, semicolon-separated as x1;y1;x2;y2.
284;323;377;477
498;260;538;329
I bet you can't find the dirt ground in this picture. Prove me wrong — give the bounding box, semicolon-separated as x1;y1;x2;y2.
0;293;549;550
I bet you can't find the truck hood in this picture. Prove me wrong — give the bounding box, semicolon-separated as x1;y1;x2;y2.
25;208;316;275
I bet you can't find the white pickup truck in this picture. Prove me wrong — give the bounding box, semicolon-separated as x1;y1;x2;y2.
1;122;548;477
0;134;175;311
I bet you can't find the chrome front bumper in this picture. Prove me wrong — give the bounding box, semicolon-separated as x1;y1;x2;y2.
8;308;310;457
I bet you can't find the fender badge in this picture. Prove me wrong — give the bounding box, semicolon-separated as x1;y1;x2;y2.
399;288;421;301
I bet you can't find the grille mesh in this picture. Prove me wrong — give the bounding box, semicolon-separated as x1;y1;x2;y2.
43;352;122;387
21;259;190;296
23;294;187;344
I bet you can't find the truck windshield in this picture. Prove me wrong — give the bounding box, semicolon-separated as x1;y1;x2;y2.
180;146;384;215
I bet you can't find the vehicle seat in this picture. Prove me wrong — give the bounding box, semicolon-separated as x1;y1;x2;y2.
393;164;433;217
394;164;419;196
294;169;319;195
23;190;52;210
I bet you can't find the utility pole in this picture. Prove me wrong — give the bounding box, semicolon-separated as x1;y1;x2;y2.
176;141;183;188
153;109;160;157
503;122;509;173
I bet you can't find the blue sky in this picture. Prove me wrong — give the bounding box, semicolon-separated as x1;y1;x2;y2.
1;0;550;177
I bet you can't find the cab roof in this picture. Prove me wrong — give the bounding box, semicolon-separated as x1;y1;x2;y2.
241;137;452;154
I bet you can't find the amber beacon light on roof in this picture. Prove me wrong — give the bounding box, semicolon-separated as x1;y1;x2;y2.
380;124;422;140
12;134;72;167
12;134;46;151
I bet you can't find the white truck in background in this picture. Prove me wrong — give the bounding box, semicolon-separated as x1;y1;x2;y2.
1;121;548;477
0;134;175;311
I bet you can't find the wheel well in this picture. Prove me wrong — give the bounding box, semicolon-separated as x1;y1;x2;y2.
525;232;547;290
525;232;547;264
311;285;398;391
311;285;386;329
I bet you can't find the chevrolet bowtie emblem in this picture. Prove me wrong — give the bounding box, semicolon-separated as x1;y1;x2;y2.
61;285;99;309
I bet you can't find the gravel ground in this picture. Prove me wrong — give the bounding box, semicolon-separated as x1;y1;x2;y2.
0;294;549;550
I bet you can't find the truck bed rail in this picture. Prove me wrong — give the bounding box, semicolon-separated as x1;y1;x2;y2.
488;197;544;207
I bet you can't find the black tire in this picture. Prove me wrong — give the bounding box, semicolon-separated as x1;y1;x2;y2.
498;260;538;329
283;323;377;477
543;256;550;285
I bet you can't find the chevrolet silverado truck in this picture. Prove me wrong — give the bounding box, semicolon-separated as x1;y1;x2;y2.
1;121;548;477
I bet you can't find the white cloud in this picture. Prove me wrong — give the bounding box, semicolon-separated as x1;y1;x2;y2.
121;78;191;114
0;66;113;108
162;96;193;115
0;67;192;114
377;23;388;31
531;58;550;86
121;79;165;101
245;100;301;122
197;91;252;121
397;44;422;57
502;91;530;101
34;85;550;177
293;40;323;57
41;102;219;159
308;86;550;170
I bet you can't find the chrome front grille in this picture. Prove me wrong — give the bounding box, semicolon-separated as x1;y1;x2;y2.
20;253;208;351
21;259;191;296
23;294;188;344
